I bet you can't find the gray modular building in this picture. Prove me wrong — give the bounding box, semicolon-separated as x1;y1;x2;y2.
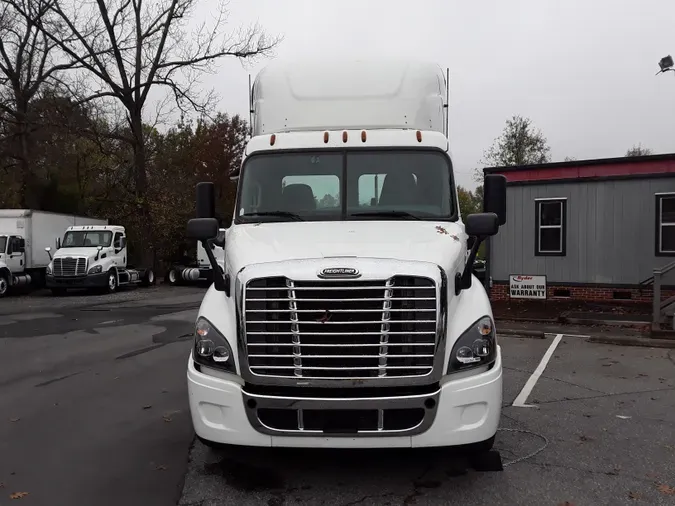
484;154;675;303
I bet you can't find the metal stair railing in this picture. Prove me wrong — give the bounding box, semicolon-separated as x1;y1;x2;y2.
652;259;675;331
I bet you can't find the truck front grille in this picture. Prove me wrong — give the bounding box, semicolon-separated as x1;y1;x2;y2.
244;276;438;379
54;257;87;277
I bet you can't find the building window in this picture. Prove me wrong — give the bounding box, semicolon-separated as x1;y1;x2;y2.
656;193;675;256
535;198;566;256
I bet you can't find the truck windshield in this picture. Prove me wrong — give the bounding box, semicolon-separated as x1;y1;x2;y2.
236;150;455;223
62;231;112;248
0;236;6;253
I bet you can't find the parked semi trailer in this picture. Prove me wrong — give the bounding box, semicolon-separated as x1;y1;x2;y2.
0;209;107;297
184;59;507;454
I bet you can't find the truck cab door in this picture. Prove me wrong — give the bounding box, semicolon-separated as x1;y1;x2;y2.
112;232;127;267
6;236;25;273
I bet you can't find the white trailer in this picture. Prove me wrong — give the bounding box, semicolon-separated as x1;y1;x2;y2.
0;209;107;297
184;59;507;454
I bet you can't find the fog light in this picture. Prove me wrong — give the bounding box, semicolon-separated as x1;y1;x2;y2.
212;346;230;363
196;339;214;357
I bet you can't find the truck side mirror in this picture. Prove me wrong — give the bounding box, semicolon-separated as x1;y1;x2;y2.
483;174;507;226
56;237;61;249
196;182;216;219
45;246;52;260
456;213;499;295
187;218;219;241
465;213;499;237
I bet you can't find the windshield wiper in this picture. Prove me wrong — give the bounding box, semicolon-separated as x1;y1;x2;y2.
351;210;422;220
242;211;304;221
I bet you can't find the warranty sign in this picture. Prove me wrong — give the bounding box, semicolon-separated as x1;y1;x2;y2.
509;275;547;299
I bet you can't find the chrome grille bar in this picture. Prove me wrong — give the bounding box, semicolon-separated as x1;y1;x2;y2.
244;275;438;380
53;257;87;277
287;279;302;377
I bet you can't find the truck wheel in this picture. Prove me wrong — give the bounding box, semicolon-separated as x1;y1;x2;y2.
106;270;118;294
168;268;179;286
142;269;156;287
0;273;8;298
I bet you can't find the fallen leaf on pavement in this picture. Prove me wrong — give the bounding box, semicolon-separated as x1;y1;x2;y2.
154;464;167;471
10;492;29;499
163;415;172;423
657;484;675;495
0;482;4;488
627;491;641;500
142;405;152;410
9;418;19;422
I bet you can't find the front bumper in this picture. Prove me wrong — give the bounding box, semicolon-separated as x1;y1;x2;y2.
46;272;108;288
187;347;502;448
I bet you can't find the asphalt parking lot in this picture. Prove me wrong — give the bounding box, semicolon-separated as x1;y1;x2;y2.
1;287;674;506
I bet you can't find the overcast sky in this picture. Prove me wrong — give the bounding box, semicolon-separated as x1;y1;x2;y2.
193;0;675;189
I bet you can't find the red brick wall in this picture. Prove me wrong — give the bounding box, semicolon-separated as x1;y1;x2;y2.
489;282;675;303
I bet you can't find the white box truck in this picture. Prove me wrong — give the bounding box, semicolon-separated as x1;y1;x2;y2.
183;59;507;453
0;209;107;297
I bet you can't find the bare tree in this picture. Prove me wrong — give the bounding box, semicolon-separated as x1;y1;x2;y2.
17;0;279;266
474;115;551;183
625;143;653;157
0;0;77;207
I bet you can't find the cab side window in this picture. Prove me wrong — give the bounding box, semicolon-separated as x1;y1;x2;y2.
113;233;124;250
8;236;21;254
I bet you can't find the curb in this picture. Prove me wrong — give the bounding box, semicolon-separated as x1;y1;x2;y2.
497;328;546;339
495;317;560;324
650;329;675;340
561;317;649;329
588;335;675;349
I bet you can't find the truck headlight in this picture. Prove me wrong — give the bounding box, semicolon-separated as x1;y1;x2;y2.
447;316;496;373
193;317;236;374
88;265;103;274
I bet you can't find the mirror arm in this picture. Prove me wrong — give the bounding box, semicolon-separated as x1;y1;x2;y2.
203;238;229;295
455;236;485;295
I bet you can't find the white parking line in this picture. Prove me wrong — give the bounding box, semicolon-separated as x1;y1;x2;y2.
512;333;564;408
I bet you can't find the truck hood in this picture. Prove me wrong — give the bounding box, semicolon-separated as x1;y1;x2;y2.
226;221;467;275
52;247;103;260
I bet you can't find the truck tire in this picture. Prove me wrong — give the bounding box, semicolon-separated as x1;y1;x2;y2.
141;269;155;287
0;273;8;298
106;269;118;294
167;268;179;286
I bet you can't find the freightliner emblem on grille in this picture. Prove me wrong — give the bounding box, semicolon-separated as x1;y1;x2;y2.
317;267;361;279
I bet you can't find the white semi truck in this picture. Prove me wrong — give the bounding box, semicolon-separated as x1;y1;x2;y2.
45;224;156;295
184;59;507;454
0;209;107;297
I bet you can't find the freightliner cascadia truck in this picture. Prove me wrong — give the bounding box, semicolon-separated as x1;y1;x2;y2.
184;59;507;453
